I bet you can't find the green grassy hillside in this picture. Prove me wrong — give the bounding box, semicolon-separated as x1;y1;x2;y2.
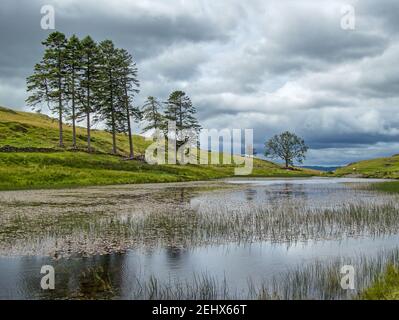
0;106;149;154
0;106;318;190
335;154;399;179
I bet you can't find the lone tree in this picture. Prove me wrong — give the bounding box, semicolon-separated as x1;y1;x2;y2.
264;131;308;169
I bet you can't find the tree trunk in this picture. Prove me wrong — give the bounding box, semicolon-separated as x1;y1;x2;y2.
86;112;91;152
127;109;133;159
58;107;63;147
110;72;117;155
71;67;76;148
110;96;117;154
86;58;91;152
177;97;182;162
285;158;289;169
125;86;133;159
111;113;117;155
72;107;76;148
57;50;64;148
152;103;158;129
58;83;63;147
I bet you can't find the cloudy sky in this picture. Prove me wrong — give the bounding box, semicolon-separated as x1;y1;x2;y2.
1;0;399;165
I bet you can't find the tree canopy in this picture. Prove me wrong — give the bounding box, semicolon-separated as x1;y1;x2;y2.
264;131;308;168
26;32;201;160
27;32;141;155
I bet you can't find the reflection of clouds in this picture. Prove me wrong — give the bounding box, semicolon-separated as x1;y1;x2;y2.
193;180;397;213
5;234;399;299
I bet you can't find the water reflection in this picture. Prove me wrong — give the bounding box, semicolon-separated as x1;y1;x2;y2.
192;178;391;211
2;234;399;299
0;178;398;299
244;189;257;201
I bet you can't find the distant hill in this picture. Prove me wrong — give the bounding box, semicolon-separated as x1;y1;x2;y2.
335;155;399;178
0;106;319;190
301;166;342;172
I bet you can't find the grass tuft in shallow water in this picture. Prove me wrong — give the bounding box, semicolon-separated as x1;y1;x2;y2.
3;200;399;257
360;264;399;300
122;248;399;300
370;181;399;194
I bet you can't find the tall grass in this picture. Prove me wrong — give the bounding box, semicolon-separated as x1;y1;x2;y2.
97;201;399;246
370;181;399;194
3;199;399;257
123;248;399;300
24;247;399;300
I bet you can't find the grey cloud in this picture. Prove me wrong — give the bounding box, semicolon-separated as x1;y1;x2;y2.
360;0;399;35
140;44;208;81
1;0;399;165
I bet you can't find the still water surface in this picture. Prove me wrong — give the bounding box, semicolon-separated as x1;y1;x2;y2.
0;178;397;299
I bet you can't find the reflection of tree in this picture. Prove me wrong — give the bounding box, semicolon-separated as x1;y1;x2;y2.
20;254;129;299
156;187;192;204
262;184;308;205
16;256;57;299
72;254;127;299
165;246;188;266
244;188;257;201
180;189;186;203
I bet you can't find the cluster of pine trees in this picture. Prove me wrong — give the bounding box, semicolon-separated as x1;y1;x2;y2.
26;31;139;157
27;32;201;159
142;92;201;144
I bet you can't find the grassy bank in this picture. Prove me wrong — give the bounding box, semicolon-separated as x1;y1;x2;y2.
359;176;399;299
0;151;317;190
335;154;399;178
360;264;399;300
0;106;318;190
359;177;399;299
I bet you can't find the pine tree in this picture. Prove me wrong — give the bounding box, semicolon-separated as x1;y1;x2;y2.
141;96;163;133
65;35;82;148
27;33;145;156
78;36;99;152
26;31;68;147
26;62;49;113
116;48;140;159
165;91;201;144
97;40;124;154
164;91;201;162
